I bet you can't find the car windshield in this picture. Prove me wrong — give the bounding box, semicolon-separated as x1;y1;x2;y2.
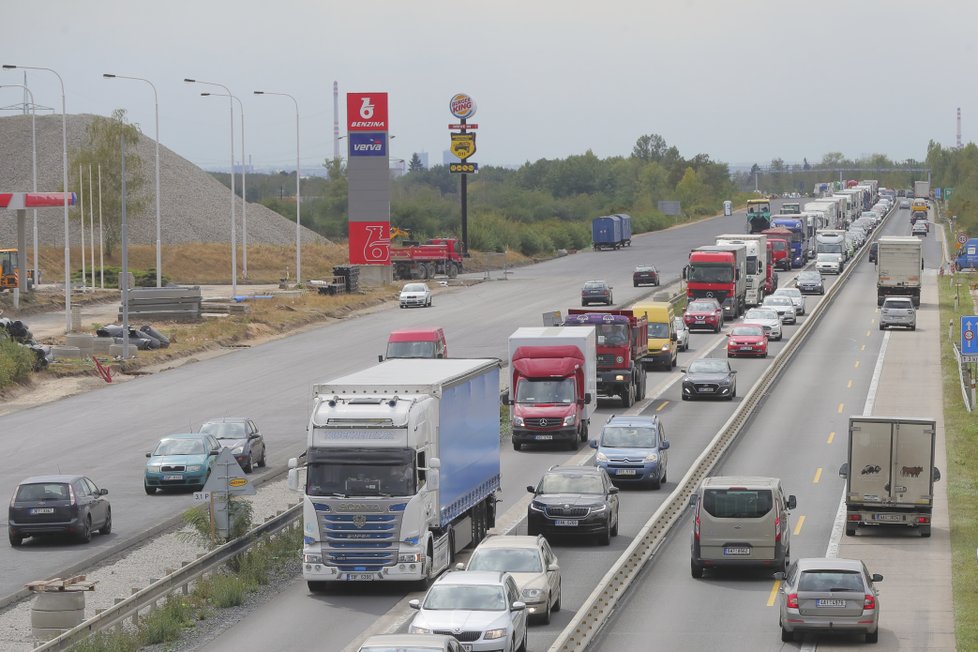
15;483;69;502
702;488;773;518
468;548;543;573
402;284;426;293
538;473;604;494
386;341;437;359
798;273;820;281
798;570;865;592
687;359;729;374
601;426;657;448
745;309;778;321
884;300;913;310
153;439;206;456
688;301;717;312
361;647;443;652
730;326;763;337
516;378;575;405
422;585;507;611
649;322;670;338
199;421;246;440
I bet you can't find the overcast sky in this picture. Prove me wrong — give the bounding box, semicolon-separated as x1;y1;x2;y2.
3;0;974;172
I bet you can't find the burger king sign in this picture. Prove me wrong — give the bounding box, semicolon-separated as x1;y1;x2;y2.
449;93;477;120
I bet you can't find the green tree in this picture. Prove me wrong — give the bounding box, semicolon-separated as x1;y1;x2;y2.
70;109;148;256
632;134;669;162
409;153;425;172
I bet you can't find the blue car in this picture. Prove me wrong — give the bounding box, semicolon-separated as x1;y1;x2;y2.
144;433;221;494
590;415;670;489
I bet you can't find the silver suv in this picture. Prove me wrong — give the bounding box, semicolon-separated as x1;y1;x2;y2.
879;297;916;330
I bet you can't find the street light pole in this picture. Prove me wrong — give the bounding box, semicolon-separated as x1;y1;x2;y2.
185;78;236;297
202;92;247;278
0;84;38;285
4;64;71;332
103;73;162;287
254;90;301;284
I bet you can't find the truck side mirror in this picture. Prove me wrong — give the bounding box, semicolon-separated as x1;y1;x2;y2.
287;468;299;492
933;467;942;482
688;494;698;507
839;462;849;478
787;495;797;510
584;392;592;405
682;266;688;280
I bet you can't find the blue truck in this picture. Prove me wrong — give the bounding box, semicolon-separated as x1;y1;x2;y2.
771;216;808;267
592;214;629;250
289;358;501;591
957;238;978;270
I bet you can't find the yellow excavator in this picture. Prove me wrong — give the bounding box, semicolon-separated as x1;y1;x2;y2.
0;249;32;290
390;226;418;246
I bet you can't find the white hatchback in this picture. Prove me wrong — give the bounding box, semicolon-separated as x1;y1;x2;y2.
816;253;844;275
400;282;433;308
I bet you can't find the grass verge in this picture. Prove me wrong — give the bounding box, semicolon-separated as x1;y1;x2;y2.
939;269;978;651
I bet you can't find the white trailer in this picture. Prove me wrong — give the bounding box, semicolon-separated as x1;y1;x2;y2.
716;234;768;305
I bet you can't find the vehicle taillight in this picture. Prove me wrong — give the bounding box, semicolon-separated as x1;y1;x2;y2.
863;594;876;610
774;515;781;543
786;593;799;609
67;483;76;506
693;503;701;541
916;516;930;524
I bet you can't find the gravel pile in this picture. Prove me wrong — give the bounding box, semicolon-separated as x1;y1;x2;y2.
0;476;300;652
0;113;327;247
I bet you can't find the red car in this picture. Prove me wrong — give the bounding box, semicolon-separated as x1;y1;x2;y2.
683;298;724;333
726;324;768;358
633;265;660;287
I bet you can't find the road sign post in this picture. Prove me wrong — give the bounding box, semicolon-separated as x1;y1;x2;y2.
961;316;978;362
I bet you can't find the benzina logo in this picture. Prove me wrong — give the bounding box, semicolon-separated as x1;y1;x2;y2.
350;121;386;128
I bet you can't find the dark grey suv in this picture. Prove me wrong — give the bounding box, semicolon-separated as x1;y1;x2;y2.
527;466;619;545
8;475;111;546
581;280;613;306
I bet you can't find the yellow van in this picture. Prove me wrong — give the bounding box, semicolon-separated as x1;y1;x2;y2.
633;301;677;370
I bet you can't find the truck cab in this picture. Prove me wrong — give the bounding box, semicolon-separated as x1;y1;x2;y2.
382;328;447;361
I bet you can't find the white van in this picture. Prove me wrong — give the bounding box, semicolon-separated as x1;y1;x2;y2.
690;476;797;578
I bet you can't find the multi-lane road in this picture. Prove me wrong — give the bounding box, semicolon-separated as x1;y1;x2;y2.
1;201;949;652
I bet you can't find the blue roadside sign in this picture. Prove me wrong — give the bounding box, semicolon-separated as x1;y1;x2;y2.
961;316;978;359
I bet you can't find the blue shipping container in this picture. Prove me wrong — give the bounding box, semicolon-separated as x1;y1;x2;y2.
592;215;623;250
616;213;632;247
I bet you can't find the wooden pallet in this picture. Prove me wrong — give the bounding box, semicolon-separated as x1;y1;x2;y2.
26;575;98;592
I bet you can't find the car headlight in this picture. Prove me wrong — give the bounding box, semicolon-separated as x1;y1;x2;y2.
644;452;659;463
660;344;670;351
595;452;609;463
484;628;507;640
589;504;607;513
562;415;576;426
522;588;545;600
512;416;524;427
529;501;545;512
186;465;203;472
232;447;244;455
146;464;162;472
303;553;323;564
409;625;432;634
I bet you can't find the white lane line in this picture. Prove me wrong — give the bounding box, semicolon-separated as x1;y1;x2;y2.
809;330;890;652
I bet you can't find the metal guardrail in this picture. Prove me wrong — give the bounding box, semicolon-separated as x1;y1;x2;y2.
33;503;301;651
548;206;889;651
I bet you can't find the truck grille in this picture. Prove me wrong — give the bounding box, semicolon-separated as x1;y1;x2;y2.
320;512;401;571
523;418;563;428
597;354;619;367
545;506;589;517
433;630;482;643
326;550;396;572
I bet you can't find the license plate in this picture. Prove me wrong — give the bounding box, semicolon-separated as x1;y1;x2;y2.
739;346;753;351
699;387;715;393
723;547;750;556
616;469;637;476
554;519;578;526
342;573;376;581
163;475;182;481
874;513;903;522
816;599;846;607
535;434;553;440
31;507;54;514
695;319;705;323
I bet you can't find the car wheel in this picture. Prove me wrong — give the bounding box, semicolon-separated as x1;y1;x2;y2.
99;509;112;536
78;516;92;544
910;325;916;331
681;394;689;401
244;456;254;474
690;559;704;579
661;467;667;483
8;530;23;547
879;324;885;331
517;628;528;652
650;474;661;490
513;441;522;451
581;301;587;307
258;449;267;467
598;520;611;546
611;508;619;536
781;625;794;642
552;582;561;612
526;522;538;537
539;594;552;625
866;630;879;644
144;483;155;495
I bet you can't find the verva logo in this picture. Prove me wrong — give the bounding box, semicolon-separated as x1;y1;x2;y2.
347;92;389;131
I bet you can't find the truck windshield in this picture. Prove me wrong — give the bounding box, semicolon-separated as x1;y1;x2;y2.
516;378;575;404
648;322;670;338
386;340;436;359
596;323;629;346
817;243;843;254
688;264;733;283
746;257;758;275
306;448;416;497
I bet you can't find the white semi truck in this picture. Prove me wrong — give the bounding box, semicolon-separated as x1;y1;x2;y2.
876;236;923;306
289;358;502;591
716;234;768;306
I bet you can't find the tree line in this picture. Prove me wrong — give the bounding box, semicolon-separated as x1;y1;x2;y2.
927;140;978;235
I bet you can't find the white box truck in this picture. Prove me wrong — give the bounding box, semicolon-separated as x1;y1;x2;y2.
839;416;940;537
914;180;931;199
876;236;923;306
507;326;597;451
289;358;502;590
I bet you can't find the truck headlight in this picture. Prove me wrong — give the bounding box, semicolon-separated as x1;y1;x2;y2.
398;553;424;563
595;452;609;463
512;416;524;427
644;452;659;463
303;553;323;564
562;415;576;426
661;344;670;351
409;625;432;634
484;628;507;640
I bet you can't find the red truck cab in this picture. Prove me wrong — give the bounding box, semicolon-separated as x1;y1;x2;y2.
381;328;447;361
510;345;592;451
762;228;793;271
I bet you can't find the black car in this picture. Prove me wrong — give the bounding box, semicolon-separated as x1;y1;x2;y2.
199;417;267;473
681;358;737;401
868;242;878;263
8;475;111;546
526;466;620;545
633;265;660;287
795;271;825;295
581;280;613;306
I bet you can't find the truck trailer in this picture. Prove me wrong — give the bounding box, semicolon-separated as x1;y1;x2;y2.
507;327;597;451
876;236;923;306
290;358;501;590
715;234;768;306
839;416;941;537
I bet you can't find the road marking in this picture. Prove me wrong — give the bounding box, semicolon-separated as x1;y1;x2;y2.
656;401;668;412
837;403;844;414
866;329;871;337
794;514;806;535
847;379;853;389
854;360;860;369
813;468;822;484
827;431;835;444
767;580;781;607
861;344;866;351
863;331;890;416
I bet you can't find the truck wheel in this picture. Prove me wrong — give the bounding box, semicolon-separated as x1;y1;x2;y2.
579;421;588;442
447;262;459;279
567;438;579;451
307;581;327;593
620;384;634;408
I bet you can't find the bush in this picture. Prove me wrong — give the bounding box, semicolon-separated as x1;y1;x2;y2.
0;337;35;388
209;574;248;608
139;596;194;645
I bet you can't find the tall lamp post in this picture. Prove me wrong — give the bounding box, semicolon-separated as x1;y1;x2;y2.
3;64;71;333
0;84;38;284
253;90;301;284
185;78;236;297
103;73;162;287
202;92;247;278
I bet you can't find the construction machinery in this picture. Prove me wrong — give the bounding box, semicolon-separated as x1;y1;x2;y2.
0;249;32;291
